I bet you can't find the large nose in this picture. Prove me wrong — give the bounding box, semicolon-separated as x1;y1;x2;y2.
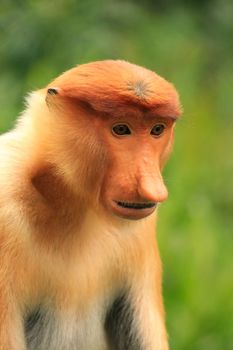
136;171;168;203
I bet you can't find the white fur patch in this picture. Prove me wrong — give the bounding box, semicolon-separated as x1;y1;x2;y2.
26;303;108;350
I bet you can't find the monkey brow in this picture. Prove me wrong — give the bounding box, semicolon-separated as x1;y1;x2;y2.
145;106;180;120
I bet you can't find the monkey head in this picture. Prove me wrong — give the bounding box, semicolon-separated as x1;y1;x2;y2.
45;60;181;220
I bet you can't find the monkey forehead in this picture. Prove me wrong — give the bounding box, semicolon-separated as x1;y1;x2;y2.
48;60;181;118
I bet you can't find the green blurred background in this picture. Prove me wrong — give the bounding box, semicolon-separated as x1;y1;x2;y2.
0;0;232;349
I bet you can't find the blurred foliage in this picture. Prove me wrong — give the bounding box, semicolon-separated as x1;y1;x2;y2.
0;0;232;349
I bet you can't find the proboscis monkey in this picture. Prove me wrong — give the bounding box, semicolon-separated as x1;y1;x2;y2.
0;60;181;350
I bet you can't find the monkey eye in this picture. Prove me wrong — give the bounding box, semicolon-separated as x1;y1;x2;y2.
151;123;166;137
112;124;131;136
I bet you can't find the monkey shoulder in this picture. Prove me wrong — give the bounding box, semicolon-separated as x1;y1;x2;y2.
0;132;31;236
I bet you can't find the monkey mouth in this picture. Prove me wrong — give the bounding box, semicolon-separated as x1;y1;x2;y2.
111;200;157;220
116;201;156;210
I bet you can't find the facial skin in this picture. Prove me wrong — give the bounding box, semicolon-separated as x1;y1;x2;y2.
96;109;176;220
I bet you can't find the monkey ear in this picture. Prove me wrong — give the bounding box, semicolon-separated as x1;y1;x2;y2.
47;87;60;96
46;86;78;113
46;87;64;112
46;87;63;108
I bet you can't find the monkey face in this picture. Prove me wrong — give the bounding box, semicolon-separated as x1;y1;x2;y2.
97;110;176;220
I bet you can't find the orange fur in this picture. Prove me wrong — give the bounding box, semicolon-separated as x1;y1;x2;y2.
0;60;181;350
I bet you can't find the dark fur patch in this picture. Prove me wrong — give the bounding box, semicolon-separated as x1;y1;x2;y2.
24;307;53;348
25;308;43;334
105;293;142;350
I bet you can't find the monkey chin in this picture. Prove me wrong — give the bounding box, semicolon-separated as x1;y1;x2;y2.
110;200;157;220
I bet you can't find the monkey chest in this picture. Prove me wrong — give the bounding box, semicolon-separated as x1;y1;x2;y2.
24;305;108;350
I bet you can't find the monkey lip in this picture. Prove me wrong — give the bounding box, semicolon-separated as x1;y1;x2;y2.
111;200;157;220
116;201;156;209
